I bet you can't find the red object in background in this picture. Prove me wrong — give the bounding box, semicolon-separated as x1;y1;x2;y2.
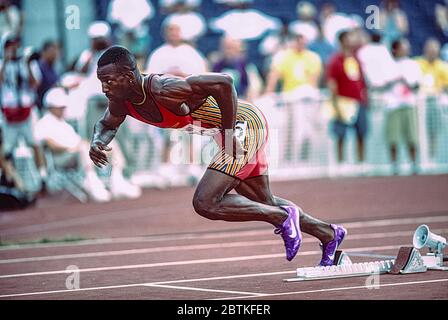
327;52;368;105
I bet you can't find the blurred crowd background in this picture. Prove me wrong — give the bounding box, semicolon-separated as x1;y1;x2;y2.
0;0;447;208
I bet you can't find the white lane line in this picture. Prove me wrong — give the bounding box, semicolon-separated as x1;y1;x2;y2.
2;228;446;264
345;215;448;228
0;244;404;279
2;213;447;251
152;271;296;285
0;283;145;299
0;271;296;299
0;229;270;251
0;240;280;264
4;228;446;264
147;284;266;296
2;270;447;299
214;278;448;300
0;203;178;236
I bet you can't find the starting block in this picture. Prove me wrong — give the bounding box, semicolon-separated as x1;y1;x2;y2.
284;247;427;282
284;224;448;282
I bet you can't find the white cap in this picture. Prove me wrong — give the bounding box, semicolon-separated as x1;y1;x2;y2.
60;72;83;89
296;1;316;19
88;21;111;39
44;87;69;108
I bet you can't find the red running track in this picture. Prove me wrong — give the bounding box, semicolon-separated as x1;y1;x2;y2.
0;175;447;300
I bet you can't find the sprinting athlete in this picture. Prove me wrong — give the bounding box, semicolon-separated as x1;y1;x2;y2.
89;46;347;265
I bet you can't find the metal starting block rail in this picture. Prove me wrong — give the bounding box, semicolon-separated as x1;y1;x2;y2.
284;247;429;282
285;260;395;282
284;224;448;282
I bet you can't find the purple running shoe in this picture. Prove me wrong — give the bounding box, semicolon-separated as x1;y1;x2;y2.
275;206;303;261
319;224;347;266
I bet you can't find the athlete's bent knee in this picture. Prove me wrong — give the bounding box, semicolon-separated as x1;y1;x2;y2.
192;196;220;220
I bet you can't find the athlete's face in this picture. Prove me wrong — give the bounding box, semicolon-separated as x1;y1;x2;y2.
97;64;133;101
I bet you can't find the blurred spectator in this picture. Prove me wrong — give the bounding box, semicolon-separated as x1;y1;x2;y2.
75;21;112;76
386;38;421;174
0;0;22;36
0;126;24;191
379;0;409;47
35;88;142;202
0;123;36;209
289;1;319;44
327;30;368;164
320;2;359;47
209;1;280;41
146;22;207;180
308;24;336;67
259;17;293;58
259;17;294;77
35;40;60;114
145;22;207;77
0;33;46;185
435;1;448;37
212;36;262;100
357;32;400;89
442;42;448;62
415;38;448;160
264;32;322;163
160;0;201;11
308;24;336;87
107;0;153;64
265;33;322;93
161;0;206;44
214;0;252;4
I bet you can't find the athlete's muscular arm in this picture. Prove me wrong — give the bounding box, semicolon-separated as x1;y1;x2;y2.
154;73;246;157
188;74;237;132
89;101;127;167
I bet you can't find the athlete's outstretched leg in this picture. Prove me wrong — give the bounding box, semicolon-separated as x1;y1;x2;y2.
193;169;302;261
235;175;334;244
235;175;347;266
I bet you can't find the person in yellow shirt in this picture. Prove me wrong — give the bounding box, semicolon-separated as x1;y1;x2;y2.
265;33;322;92
415;38;448;160
264;32;322;163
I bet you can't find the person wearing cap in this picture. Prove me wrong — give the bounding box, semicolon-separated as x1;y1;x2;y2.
34;87;141;202
75;21;112;76
0;32;47;189
289;1;319;44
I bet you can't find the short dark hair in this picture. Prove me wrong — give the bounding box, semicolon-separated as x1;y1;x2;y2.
370;32;382;43
97;45;137;71
338;30;350;44
391;39;402;52
41;40;59;52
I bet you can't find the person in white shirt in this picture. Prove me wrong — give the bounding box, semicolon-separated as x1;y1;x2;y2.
357;33;401;90
34;88;141;202
385;38;422;174
0;0;22;36
146;22;208;182
289;1;319;44
75;21;112;77
161;1;206;44
0;33;47;188
209;1;280;41
146;22;207;76
107;0;154;63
